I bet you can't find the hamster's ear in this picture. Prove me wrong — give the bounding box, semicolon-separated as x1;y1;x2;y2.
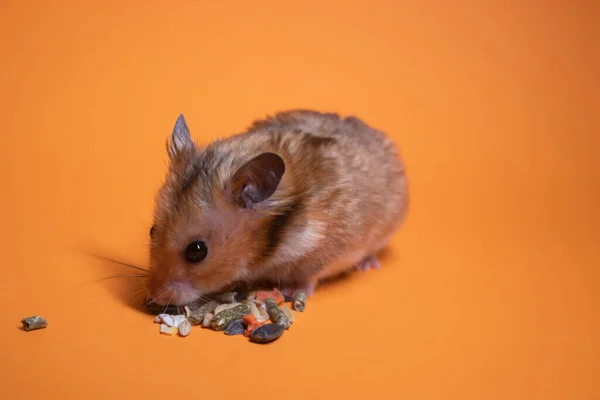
230;153;286;209
167;114;194;159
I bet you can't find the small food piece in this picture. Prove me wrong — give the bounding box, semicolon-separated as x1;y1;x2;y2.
202;313;214;328
188;300;219;325
178;319;192;337
246;291;257;300
224;319;246;336
250;323;285;343
242;300;262;319
214;302;241;316
265;298;291;329
160;324;178;336
155;314;186;327
214;292;238;303
242;314;261;337
254;304;269;323
281;305;294;324
210;304;251;331
242;314;257;325
292;291;307;312
21;316;47;331
255;288;285;304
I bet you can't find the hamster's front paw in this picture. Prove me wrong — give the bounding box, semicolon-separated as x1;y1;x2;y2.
355;255;380;272
281;281;316;298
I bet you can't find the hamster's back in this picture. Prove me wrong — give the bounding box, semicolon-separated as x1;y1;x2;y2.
245;110;409;269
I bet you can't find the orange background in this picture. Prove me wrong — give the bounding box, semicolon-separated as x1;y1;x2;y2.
1;1;598;399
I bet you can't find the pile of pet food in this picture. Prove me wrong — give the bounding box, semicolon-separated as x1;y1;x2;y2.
153;288;306;343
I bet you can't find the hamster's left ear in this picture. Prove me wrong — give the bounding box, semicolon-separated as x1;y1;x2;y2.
167;114;194;160
230;152;286;209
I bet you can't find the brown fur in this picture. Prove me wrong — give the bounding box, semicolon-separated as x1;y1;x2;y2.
148;110;409;305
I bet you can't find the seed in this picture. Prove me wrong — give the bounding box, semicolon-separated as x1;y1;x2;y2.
292;291;307;312
21;316;47;332
250;323;285;343
281;305;294;323
159;324;178;336
224;319;245;335
214;292;238;303
178;319;192;337
202;313;214;328
210;304;251;331
214;302;241;316
188;300;218;325
265;298;291;329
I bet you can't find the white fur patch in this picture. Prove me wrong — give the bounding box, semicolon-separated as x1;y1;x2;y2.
276;220;325;262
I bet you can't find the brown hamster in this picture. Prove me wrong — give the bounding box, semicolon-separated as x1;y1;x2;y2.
147;110;408;306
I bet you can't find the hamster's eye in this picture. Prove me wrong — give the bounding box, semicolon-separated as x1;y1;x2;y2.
185;241;208;263
150;226;156;238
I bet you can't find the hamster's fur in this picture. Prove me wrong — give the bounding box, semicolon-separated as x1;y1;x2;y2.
147;110;408;306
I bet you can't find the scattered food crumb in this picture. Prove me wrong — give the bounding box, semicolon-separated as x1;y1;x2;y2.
159;324;178;336
21;316;47;332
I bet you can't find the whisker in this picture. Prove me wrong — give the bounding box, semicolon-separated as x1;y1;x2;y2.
82;251;149;273
92;273;148;283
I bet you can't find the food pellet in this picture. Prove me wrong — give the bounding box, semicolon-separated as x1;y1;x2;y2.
188;300;219;325
292;291;306;312
265;298;291;329
21;316;47;332
210;304;251;331
214;302;241;316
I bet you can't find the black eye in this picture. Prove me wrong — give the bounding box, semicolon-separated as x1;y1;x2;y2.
150;226;156;237
184;241;208;263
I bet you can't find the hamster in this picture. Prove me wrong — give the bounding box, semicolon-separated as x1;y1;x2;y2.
147;110;408;307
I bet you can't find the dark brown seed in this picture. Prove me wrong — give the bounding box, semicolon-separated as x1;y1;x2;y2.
224;319;245;335
250;323;285;343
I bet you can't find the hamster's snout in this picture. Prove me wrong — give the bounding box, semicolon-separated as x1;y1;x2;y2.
148;279;200;306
